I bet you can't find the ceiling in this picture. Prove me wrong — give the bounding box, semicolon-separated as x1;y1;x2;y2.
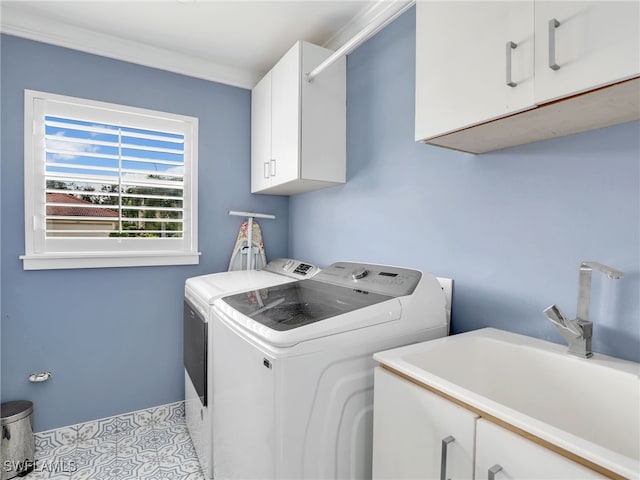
0;0;410;88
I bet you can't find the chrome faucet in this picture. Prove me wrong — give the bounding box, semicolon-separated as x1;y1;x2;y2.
544;261;624;358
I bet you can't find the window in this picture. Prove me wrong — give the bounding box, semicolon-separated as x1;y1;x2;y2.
22;90;199;270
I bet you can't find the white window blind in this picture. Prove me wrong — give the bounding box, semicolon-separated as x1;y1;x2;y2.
44;116;186;238
22;90;200;270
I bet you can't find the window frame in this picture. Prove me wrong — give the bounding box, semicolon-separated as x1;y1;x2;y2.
21;89;200;270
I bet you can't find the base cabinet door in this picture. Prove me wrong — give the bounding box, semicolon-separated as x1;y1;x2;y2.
475;419;607;480
372;367;477;480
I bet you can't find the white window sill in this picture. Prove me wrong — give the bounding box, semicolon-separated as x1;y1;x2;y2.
20;252;201;270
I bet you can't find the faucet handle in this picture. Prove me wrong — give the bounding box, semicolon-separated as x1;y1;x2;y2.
543;304;582;336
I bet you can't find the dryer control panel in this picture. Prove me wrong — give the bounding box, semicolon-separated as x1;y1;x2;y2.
314;262;422;297
263;258;319;280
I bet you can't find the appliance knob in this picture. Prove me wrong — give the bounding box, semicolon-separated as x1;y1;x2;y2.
352;268;369;280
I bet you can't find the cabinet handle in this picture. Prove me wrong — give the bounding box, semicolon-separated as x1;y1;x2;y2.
270;159;276;177
440;435;455;480
488;464;503;480
263;162;270;179
548;18;561;70
506;41;518;87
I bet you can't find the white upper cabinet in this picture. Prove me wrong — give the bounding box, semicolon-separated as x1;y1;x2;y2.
415;1;535;140
534;1;640;103
415;1;640;153
251;41;346;195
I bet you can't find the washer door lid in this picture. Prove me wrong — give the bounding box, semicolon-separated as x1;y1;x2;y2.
218;280;402;347
222;279;392;331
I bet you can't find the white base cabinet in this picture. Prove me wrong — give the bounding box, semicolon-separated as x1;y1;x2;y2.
475;419;606;480
251;41;346;195
415;1;640;153
372;367;477;480
373;367;611;480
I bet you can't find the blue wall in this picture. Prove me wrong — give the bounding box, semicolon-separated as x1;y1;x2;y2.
289;8;640;362
0;34;289;432
2;6;639;433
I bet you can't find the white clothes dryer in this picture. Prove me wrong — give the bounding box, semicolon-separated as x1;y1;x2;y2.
184;258;319;479
210;262;452;479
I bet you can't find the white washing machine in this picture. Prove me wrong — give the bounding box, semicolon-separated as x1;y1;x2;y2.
210;262;452;479
184;258;319;479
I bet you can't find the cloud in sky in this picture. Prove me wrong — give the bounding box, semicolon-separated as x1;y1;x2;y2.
48;131;100;161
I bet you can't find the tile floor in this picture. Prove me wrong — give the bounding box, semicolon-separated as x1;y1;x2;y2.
26;402;204;480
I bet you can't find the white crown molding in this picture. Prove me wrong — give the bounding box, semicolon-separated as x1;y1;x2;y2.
0;1;412;90
0;4;260;89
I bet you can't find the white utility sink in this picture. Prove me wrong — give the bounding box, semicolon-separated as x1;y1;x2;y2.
374;328;640;479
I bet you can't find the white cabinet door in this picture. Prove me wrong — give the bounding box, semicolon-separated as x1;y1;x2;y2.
372;367;477;480
475;419;607;480
534;1;640;104
250;42;301;194
415;1;535;141
251;71;272;193
270;42;301;188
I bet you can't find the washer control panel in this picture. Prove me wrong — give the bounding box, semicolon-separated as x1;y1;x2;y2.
263;258;319;279
314;262;422;297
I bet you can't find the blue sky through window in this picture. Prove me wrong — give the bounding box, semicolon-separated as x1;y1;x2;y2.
44;115;186;238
